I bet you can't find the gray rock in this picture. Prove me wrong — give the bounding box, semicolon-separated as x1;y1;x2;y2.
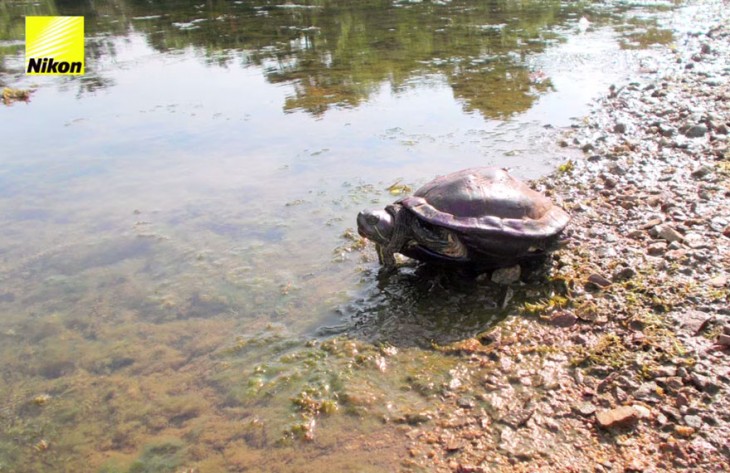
659;124;676;137
684;415;703;429
690;373;720;394
587;273;612;288
673;310;713;335
648;242;668;255
684;124;708;138
499;407;534;429
635;382;662;402
665;377;684;391
491;265;521;285
576;402;597;416
691;165;713;179
613;267;637;282
650;366;678;378
457;396;476;409
656;225;684;242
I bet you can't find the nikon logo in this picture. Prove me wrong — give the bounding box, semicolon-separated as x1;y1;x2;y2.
25;16;85;76
27;57;82;74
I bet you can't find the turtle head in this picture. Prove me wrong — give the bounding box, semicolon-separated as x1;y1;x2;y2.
357;208;395;245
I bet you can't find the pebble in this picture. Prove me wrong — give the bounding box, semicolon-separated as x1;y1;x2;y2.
633;404;652;419
665;377;684;391
457;397;476;409
691;165;713;179
612;267;636;282
708;274;727;287
690;372;720;394
655;224;684;242
550;311;578;327
587;273;612;288
491;265;521;285
674;310;713;335
684;124;708;138
576;402;597;416
684;415;703;429
596;406;639;428
647;242;667;255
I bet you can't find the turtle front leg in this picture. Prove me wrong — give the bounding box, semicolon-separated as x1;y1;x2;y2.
379;206;413;272
376;244;396;269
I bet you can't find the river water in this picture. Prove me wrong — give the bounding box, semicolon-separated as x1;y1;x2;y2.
0;0;680;471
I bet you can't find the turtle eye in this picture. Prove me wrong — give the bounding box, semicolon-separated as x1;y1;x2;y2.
365;214;380;226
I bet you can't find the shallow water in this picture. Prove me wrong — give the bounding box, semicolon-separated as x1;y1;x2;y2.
1;0;681;471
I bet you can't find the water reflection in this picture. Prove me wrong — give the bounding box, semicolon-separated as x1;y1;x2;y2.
1;0;675;118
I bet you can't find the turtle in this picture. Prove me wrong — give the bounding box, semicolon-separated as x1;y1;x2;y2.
356;167;570;270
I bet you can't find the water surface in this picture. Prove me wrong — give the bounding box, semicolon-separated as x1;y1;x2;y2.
0;0;681;471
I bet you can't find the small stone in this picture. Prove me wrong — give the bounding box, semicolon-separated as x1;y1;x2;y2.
596;406;639;429
717;334;730;347
612;267;636;282
444;439;464;452
455;464;485;473
499;408;534;429
457;397;476;409
665;377;684;390
587;273;612;288
691;166;713;179
724;226;730;238
647;242;667;256
690;373;720;394
576;402;597;416
708;274;728;287
684;415;703;429
684;124;707;138
550;311;577;327
491;265;521;285
659;124;676;137
635;382;662;402
675;392;690;408
674;310;713;335
614;122;627;134
656;225;684;242
609;164;626;175
674;425;695;437
633;404;651;419
640;218;663;230
650;366;677;378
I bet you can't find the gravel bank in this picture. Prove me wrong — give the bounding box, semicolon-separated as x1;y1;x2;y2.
402;1;730;471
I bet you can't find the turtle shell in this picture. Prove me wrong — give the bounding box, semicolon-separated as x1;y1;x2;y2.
398;167;569;262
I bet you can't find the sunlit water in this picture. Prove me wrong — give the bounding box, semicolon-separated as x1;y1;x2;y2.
0;0;682;471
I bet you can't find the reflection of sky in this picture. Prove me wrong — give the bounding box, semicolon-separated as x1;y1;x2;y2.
1;24;641;245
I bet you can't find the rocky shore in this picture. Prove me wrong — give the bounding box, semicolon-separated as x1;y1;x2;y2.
402;3;730;471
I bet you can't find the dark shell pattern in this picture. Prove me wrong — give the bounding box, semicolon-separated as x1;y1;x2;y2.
398;167;570;240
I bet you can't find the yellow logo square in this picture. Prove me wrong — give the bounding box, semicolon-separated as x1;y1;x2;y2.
25;16;85;76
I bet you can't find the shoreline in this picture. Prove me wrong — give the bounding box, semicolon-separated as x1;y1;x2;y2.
404;1;730;470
